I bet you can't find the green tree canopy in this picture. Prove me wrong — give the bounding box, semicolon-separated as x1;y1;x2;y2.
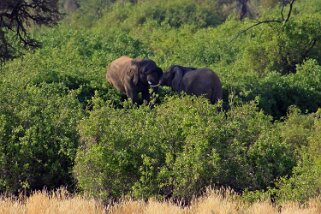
0;0;60;62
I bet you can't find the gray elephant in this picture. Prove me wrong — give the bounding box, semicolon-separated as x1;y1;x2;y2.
106;56;163;104
160;65;222;104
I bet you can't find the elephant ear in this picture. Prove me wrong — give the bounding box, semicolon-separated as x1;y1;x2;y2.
131;58;152;83
171;66;184;92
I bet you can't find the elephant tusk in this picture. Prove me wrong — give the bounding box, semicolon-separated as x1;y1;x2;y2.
148;81;159;88
150;84;159;88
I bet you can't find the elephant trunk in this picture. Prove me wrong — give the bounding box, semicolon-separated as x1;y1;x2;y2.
159;72;172;87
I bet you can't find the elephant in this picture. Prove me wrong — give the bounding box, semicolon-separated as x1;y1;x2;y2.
106;56;163;104
159;65;222;104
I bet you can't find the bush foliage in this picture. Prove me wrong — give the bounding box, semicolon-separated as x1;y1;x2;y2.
75;97;299;200
0;0;320;203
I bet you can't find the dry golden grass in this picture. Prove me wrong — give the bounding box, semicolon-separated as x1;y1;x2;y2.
109;199;188;214
0;189;104;214
0;188;320;214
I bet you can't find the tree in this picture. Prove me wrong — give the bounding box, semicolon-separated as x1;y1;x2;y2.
0;0;61;62
233;0;296;40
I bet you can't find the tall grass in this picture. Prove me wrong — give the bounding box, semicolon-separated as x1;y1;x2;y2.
0;189;320;214
0;189;104;214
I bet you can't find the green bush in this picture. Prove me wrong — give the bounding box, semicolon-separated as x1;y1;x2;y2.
0;83;83;193
258;59;321;118
222;59;321;119
75;97;298;200
242;108;321;203
94;0;223;31
274;109;321;202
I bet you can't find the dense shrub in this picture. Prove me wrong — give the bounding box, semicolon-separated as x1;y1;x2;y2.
222;59;321;119
93;0;223;31
75;97;298;200
258;59;321;118
0;83;83;193
275;109;321;202
243;108;321;203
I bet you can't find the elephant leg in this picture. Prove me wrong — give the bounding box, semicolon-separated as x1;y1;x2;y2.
125;85;139;104
141;88;150;103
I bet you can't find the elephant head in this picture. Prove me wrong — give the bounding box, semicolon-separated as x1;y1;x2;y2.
160;65;222;104
106;56;163;104
132;58;163;88
160;65;196;91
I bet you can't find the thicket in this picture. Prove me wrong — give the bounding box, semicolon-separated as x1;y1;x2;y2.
0;0;320;204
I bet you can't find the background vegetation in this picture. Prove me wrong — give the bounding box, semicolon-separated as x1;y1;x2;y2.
0;0;320;205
